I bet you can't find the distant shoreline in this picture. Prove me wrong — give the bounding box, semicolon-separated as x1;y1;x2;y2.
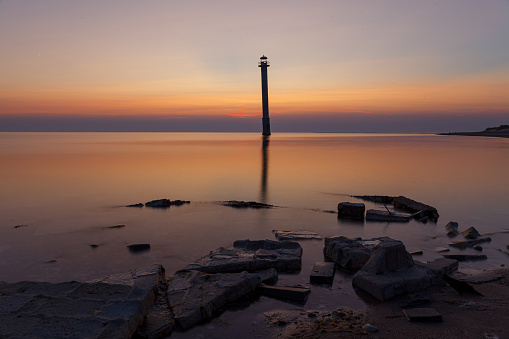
437;131;509;139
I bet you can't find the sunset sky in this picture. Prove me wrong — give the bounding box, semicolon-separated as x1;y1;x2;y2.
1;0;508;132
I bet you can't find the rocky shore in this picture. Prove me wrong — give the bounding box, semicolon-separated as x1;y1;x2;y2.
2;197;509;338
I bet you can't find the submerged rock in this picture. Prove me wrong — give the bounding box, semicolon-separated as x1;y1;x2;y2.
274;230;321;241
127;244;151;253
220;200;273;209
366;209;411;222
167;270;260;330
126;203;144;208
145;199;190;208
185;239;303;273
260;284;311;304
448;237;491;249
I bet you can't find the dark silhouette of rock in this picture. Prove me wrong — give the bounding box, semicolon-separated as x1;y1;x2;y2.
323;236;375;270
260;284;311;304
442;274;483;296
393;196;439;222
89;244;99;249
126;203;143;208
220;200;273;209
337;202;365;219
462;226;480;239
167;270;260;329
145;199;190;208
445;221;459;236
127;244;151;253
185;239;302;273
366;209;411;222
105;224;125;229
310;262;335;285
403;308;442;322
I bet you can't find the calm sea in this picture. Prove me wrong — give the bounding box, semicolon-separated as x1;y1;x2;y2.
1;132;508;325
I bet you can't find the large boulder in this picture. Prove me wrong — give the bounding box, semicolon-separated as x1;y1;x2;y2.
352;239;432;300
167;270;260;329
185;239;303;273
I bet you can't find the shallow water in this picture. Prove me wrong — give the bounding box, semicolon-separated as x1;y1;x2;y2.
1;132;509;330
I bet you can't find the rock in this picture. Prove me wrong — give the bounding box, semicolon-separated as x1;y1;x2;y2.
435;247;450;253
410;250;423;255
473;245;483;251
352;195;395;204
310;262;335;285
167;270;260;330
185;239;303;273
145;199;172;208
462;226;480;239
442;274;483;296
393;196;439;222
352;238;432;300
360;239;414;274
89;244;99;249
13;224;28;229
126;203;144;208
145;199;190;208
274;230;321;241
442;254;487;261
415;258;458;285
106;224;126;229
260;284;311;304
399;295;432;309
362;323;379;332
449;237;491;249
366;209;411;222
0;266;164;339
220;200;273;209
445;221;459;236
402;308;442;322
256;268;278;285
450;270;503;285
127;244;151;253
323;236;374;270
337;202;365;219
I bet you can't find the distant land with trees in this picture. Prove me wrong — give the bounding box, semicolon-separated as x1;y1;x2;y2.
439;124;509;138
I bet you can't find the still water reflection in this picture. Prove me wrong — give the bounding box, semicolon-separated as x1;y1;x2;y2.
0;132;508;296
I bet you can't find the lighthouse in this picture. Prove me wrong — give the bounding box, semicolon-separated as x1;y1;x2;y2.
259;55;271;136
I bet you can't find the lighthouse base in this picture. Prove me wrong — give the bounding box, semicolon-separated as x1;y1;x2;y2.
262;117;271;136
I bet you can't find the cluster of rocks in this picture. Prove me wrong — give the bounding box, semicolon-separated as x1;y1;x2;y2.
444;222;490;260
323;235;459;300
338;195;439;223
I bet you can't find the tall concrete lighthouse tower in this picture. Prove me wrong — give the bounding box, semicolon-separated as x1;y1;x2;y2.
259;55;271;136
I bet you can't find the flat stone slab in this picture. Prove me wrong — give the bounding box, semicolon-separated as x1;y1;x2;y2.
274;230;321;241
443;254;487;261
337;202;365;219
403;308;442;322
310;262;335;285
448;237;491;249
0;265;164;339
366;209;411;222
220;200;273;209
323;236;379;270
185;239;303;273
260;284;311;304
393;196;439;222
167;270;260;330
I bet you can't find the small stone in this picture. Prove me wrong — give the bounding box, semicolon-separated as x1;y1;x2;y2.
126;203;143;208
462;227;480;239
445;221;459;236
473;245;483;251
106;224;126;229
410;250;423;255
435;247;450;253
127;244;151;253
402;308;442;322
90;244;99;249
362;323;379;332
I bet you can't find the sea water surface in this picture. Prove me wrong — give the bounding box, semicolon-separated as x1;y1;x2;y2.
1;132;508;334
